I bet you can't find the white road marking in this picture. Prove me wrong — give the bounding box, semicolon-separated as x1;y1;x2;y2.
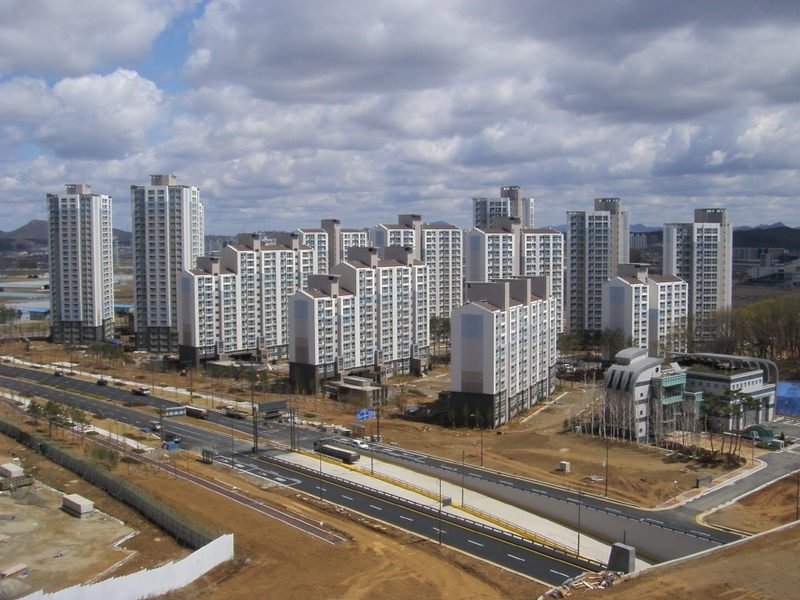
468;540;484;547
369;505;382;511
551;569;569;578
341;495;353;501
508;554;525;562
399;516;413;521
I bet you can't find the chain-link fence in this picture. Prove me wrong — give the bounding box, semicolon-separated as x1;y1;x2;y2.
0;416;220;549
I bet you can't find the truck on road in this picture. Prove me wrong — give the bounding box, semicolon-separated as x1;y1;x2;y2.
185;405;209;420
313;438;360;464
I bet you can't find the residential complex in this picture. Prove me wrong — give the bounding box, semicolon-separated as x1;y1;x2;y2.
132;175;204;353
47;184;115;344
288;246;429;393
473;186;533;229
177;232;316;365
465;217;564;331
566;198;630;336
601;264;689;357
663;208;733;344
320;219;369;269
450;277;557;428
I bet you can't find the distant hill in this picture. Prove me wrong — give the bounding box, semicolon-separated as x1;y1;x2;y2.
733;226;800;251
734;222;787;231
0;219;48;241
630;223;661;233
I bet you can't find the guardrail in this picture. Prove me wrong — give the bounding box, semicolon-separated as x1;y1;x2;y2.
261;454;601;572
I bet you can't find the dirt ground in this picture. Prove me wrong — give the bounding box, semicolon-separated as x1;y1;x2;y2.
0;434;188;599
1;343;797;599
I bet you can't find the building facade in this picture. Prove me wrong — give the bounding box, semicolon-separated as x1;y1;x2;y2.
296;228;329;274
466;217;564;331
320;219;370;269
47;184;115;344
473;186;533;229
177;233;316;365
132;175;204;353
450;277;557;428
663;208;733;345
566;198;630;337
288;246;429;393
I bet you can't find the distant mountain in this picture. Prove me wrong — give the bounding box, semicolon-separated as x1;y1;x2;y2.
734;222;787;232
0;219;48;240
113;229;131;245
733;226;800;251
630;223;661;233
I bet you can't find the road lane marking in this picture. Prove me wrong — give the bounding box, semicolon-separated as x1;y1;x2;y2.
399;516;413;521
341;495;353;501
550;569;569;578
369;505;382;511
508;554;525;561
432;527;446;533
605;508;621;513
468;540;483;547
499;480;515;486
468;472;482;477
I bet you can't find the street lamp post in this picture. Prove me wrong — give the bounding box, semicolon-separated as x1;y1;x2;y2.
471;413;484;467
250;359;258;457
438;477;443;546
577;489;582;557
461;450;465;506
604;435;610;497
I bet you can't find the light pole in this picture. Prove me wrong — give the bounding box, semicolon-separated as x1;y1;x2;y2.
604;435;610;497
438;477;443;546
471;413;484;467
577;489;582;557
250;359;258;457
461;450;465;506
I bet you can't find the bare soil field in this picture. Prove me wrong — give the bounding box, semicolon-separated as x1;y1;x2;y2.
1;343;797;599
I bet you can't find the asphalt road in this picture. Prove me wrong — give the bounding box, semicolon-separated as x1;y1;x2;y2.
0;363;773;563
0;365;588;586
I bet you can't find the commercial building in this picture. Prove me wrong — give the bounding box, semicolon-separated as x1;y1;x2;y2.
450;277;557;428
288;246;429;393
663;208;732;344
132;175;204;353
603;349;777;444
473;186;533;229
566;198;630;336
47;184;114;343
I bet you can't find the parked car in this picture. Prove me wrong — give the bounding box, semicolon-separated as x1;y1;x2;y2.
131;387;150;396
96;379;108;386
53;371;63;377
164;432;181;444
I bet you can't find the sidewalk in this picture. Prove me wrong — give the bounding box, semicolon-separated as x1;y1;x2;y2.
656;458;768;509
272;447;652;571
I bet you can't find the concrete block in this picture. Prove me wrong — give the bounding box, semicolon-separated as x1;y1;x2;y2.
0;464;23;479
559;461;571;472
62;493;93;518
607;542;636;574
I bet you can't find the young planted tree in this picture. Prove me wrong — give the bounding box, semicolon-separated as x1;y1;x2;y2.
26;400;44;433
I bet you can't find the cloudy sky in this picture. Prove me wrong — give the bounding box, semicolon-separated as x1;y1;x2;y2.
2;1;800;234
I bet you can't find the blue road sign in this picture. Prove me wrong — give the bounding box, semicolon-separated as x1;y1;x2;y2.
356;408;376;421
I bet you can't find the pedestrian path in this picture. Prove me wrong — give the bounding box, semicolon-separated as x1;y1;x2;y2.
656;459;768;509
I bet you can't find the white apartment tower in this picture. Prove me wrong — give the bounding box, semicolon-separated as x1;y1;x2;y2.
296;228;329;274
465;217;564;331
451;278;557;428
602;265;689;358
566;198;630;336
47;184;114;343
663;208;732;345
320;219;370;269
473;186;533;229
132;175;203;353
177;233;316;365
372;214;463;318
289;246;429;393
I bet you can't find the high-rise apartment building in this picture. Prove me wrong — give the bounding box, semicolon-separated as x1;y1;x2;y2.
296;227;329;274
288;246;429;392
473;186;533;229
450;277;557;428
320;219;369;269
602;264;690;358
177;233;316;365
371;214;463;318
132;175;203;353
566;198;630;336
663;208;732;345
47;184;114;344
465;217;564;331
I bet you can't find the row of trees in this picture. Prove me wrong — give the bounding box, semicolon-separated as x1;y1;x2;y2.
26;398;91;441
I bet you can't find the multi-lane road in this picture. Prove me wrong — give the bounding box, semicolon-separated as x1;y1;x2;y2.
0;363;771;566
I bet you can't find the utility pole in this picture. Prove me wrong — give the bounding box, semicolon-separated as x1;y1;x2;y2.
250;359;258;456
461;450;465;506
604;435;610;497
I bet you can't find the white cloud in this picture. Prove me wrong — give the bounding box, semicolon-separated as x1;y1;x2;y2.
0;0;197;77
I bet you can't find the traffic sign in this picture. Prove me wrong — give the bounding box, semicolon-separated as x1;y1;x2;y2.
356;408;376;421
